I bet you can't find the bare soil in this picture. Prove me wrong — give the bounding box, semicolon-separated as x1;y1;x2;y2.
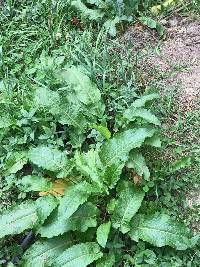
121;17;200;110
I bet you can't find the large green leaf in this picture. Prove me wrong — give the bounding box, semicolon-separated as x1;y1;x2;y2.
17;175;52;192
22;234;73;267
124;107;160;126
58;102;88;131
130;94;159;108
102;162;125;188
39;203;99;238
60;66;102;106
100;128;155;167
57;66;104;131
96;221;111;248
75;149;103;186
96;253;115;267
34;87;60;115
0;196;57;238
57;181;96;219
112;181;145;234
35;196;58;225
126;152;150;181
0;202;37;238
129;213;193;250
52;242;103;267
71;0;104;21
38;182;97;237
28;146;68;172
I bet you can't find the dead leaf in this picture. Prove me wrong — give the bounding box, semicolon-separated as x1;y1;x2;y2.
39;179;69;196
133;174;142;185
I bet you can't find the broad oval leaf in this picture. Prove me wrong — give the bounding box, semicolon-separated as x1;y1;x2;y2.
0;202;38;239
17;175;52;192
129;213;193;250
39;203;99;238
100;128;155;168
96;221;111;248
34;87;60;115
28;146;68;172
112;181;145;234
22;234;73;267
59;66;102;106
52;242;103;267
0;196;57;238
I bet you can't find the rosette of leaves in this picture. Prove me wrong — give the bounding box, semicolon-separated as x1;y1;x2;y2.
0;66;197;266
71;0;139;36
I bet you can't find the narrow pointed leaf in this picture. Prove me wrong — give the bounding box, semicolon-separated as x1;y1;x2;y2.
112;181;145;233
92;124;111;140
57;181;96;219
96;221;111;248
130;94;159;108
52;242;103;267
124;107;160;126
39;203;99;238
100;128;155;168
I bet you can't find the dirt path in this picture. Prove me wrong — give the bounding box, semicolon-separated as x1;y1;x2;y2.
122;17;200;110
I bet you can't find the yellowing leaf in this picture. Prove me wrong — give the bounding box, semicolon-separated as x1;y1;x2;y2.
39;179;69;196
151;0;177;15
133;174;142;185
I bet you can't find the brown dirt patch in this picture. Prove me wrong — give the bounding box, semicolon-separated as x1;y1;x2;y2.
121;18;200;110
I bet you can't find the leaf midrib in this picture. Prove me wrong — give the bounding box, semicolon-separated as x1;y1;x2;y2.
27;242;70;262
1;208;37;229
138;226;184;237
58;251;99;266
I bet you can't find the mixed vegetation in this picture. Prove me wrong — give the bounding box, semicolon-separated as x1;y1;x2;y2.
0;0;199;266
